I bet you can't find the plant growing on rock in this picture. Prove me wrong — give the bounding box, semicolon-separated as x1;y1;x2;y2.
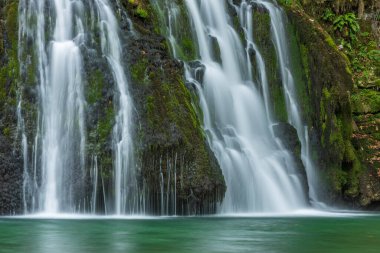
322;8;335;22
332;12;360;42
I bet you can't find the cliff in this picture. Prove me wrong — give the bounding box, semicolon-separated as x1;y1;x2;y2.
280;0;380;208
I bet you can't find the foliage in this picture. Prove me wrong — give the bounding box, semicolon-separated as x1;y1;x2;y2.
136;5;148;19
332;13;360;42
322;8;335;22
320;7;379;87
368;49;380;62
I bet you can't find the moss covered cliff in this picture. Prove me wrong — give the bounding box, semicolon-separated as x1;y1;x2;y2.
0;0;23;215
122;0;225;214
0;0;225;215
279;0;379;208
1;0;378;214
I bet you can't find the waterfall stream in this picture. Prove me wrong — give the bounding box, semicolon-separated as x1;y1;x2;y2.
94;0;138;215
18;0;136;215
157;0;322;213
253;0;321;205
19;0;87;213
16;0;324;215
185;0;308;212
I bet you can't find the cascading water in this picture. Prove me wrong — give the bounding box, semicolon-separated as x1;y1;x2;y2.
180;0;309;213
252;0;321;205
19;0;87;214
18;0;138;215
94;0;139;215
155;0;326;213
16;0;322;216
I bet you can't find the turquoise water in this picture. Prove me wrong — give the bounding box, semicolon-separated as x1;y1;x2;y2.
1;215;380;253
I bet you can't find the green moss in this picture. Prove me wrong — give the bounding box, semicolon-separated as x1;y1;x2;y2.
344;140;356;162
351;89;380;114
5;2;18;42
325;36;336;48
300;45;312;94
98;105;115;143
2;127;11;137
252;10;288;123
150;0;197;61
146;95;155;126
131;58;150;84
322;87;331;100
123;0;226;210
136;5;148;19
330;168;348;192
181;38;196;60
0;1;19;108
286;20;314;124
87;70;104;104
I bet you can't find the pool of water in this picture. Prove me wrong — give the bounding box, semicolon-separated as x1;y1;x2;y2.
1;213;379;253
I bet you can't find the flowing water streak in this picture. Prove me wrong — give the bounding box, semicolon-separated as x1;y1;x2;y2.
94;0;138;214
91;156;98;214
18;0;47;214
19;0;87;213
254;0;320;204
181;0;307;212
234;0;273;124
41;0;87;213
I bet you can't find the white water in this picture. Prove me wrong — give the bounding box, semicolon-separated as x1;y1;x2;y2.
253;0;321;205
16;0;321;215
90;156;98;214
18;0;87;214
94;0;139;215
181;0;308;213
41;0;87;213
18;0;139;215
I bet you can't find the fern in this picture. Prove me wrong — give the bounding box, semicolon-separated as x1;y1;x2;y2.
333;13;360;42
322;8;335;22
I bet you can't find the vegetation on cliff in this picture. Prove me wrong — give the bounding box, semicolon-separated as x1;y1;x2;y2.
0;0;22;214
279;0;379;207
123;0;226;214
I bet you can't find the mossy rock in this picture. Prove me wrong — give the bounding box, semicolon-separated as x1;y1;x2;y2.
122;0;225;215
0;0;23;215
284;7;364;204
351;89;380;114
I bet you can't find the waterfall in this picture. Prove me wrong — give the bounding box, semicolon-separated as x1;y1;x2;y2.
157;0;317;213
18;0;87;214
18;0;137;215
41;0;87;213
253;0;321;206
185;0;308;213
90;156;98;214
16;0;322;215
94;0;138;215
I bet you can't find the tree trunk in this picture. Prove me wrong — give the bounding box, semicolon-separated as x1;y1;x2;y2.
358;0;365;19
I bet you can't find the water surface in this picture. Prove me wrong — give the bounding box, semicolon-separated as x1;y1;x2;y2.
1;214;379;253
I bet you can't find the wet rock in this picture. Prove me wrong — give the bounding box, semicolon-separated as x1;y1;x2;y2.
0;135;23;215
188;60;206;85
273;123;302;158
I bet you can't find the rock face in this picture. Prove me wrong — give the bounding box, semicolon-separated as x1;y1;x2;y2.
0;0;23;215
281;4;380;208
122;0;226;215
0;135;22;215
0;0;225;215
285;8;360;205
273;123;309;194
0;0;377;213
290;0;380;210
352;93;380;207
